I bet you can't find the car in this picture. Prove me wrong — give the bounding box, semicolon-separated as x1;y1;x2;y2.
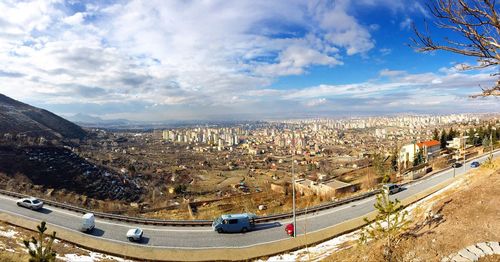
470;161;480;168
126;228;143;242
382;184;402;195
452;162;462;168
285;223;294;236
16;197;43;210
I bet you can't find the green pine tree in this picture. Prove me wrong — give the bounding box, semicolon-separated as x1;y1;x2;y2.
23;221;57;262
390;147;399;173
413;150;424;166
440;130;447;149
468;127;475;145
432;128;439;141
360;191;411;262
447;127;455;141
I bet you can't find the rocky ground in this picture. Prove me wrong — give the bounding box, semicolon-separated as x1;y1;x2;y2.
0;146;144;210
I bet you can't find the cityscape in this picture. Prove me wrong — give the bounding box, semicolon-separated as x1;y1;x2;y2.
0;0;499;262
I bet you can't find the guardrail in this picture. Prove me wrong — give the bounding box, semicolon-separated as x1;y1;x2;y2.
0;187;380;226
1;148;498;227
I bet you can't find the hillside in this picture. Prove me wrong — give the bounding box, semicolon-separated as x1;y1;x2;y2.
0;94;86;139
262;158;500;262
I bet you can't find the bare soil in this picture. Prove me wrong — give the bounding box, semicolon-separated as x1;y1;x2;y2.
326;159;500;262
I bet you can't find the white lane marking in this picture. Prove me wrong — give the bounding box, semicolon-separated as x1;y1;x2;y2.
0;207;292;249
0;195;211;232
287;197;374;224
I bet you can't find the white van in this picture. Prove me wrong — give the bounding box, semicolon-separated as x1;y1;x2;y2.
81;213;95;232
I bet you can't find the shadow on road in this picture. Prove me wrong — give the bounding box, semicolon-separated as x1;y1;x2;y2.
253;222;282;232
38;208;53;214
137;236;150;245
89;228;105;237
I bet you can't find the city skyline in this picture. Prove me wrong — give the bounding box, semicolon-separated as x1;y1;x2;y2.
0;0;499;121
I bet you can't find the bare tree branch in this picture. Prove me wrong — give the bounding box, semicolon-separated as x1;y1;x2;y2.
412;0;500;97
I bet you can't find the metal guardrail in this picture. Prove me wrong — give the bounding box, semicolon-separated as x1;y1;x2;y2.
0;187;379;226
2;148;498;227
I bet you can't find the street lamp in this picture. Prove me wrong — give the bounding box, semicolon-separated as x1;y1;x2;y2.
463;133;466;173
491;127;496;160
291;134;296;238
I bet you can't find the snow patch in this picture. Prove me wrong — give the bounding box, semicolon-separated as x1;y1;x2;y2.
259;230;360;262
62;252;133;262
0;229;18;238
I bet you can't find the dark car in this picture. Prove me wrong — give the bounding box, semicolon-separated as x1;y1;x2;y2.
452;162;462;168
470;161;480;168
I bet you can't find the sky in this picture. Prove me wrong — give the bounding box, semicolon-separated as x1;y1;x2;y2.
0;0;498;121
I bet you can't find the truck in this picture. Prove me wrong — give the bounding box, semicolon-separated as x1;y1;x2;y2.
212;213;256;233
81;213;95;232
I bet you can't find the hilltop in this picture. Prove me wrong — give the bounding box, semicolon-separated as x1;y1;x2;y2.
0;94;86;139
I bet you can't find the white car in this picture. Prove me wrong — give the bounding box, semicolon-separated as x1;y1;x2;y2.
16;197;44;210
126;228;143;242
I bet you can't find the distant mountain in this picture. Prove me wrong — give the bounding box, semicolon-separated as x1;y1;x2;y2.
0;94;86;139
67;113;133;128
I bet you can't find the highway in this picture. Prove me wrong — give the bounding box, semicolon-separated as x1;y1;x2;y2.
0;150;498;249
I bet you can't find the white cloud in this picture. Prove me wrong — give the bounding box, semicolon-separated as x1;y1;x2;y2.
400;17;412;30
0;0;497;120
379;69;405;77
379;48;392;56
0;0;381;111
62;12;85;26
304;98;328;107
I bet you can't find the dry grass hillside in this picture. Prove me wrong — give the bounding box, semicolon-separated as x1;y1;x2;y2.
326;158;500;262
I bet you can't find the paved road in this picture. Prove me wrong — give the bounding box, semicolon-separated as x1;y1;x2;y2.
0;151;498;249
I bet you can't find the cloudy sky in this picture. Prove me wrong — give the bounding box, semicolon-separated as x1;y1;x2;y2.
0;0;498;121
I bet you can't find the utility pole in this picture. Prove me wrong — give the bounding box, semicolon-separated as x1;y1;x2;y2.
491;127;496;159
291;133;296;238
463;133;466;173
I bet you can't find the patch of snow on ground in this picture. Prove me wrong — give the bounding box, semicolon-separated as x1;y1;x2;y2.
260;230;360;262
62;252;133;262
0;229;18;238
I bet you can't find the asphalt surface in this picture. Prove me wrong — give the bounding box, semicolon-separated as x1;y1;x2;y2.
0;150;498;249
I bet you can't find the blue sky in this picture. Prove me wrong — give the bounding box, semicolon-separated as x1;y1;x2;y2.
0;0;498;121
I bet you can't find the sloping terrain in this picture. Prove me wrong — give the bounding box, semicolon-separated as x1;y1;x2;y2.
0;93;86;139
324;160;500;262
0;145;144;203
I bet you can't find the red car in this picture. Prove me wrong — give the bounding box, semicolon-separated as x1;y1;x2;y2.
285;223;294;236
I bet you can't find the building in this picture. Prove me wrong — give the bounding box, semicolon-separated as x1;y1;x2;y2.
399;140;441;169
447;136;469;150
295;178;357;198
416;140;441;161
399;143;418;169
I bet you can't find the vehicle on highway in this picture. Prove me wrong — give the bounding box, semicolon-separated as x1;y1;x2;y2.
126;228;143;242
212;213;256;233
80;213;95;232
452;162;462;168
382;183;402;195
285;223;294;236
470;161;480;168
16;197;43;210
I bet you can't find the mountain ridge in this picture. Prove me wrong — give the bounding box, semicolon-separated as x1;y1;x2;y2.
0;93;87;139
